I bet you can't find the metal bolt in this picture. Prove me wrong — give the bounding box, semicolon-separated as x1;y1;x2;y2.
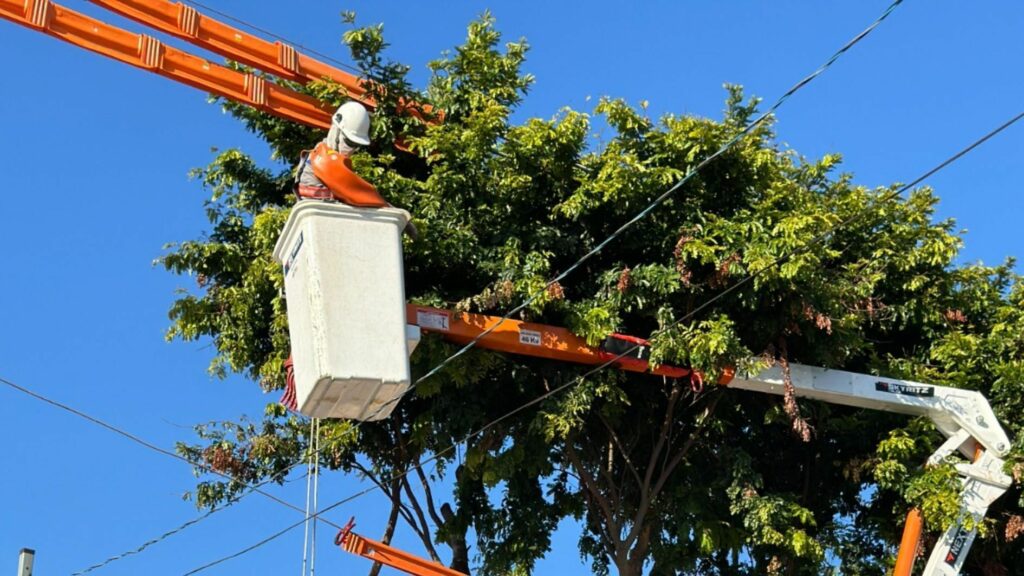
976;415;987;426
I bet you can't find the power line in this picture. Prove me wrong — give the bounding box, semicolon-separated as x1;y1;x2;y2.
359;0;907;422
182;484;380;576
72;471;310;575
74;502;227;575
0;374;352;571
183;105;1024;575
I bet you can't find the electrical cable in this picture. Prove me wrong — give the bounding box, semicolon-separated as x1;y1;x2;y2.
71;471;308;576
181;483;381;576
355;0;907;423
74;505;224;575
71;472;312;576
180;105;1024;575
0;374;352;572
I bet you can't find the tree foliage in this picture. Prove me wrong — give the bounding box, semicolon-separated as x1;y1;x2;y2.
161;13;1024;575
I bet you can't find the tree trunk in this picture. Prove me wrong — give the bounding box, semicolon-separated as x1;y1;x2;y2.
368;477;405;576
441;502;471;574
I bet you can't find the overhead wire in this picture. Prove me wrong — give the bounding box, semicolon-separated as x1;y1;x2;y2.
181;105;1024;575
73;506;224;576
71;471;309;576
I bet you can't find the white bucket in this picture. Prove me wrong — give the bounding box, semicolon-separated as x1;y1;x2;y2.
273;201;419;421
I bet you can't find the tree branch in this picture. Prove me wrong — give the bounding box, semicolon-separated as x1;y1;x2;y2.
368;476;405;576
598;411;643;490
413;461;446;528
565;441;621;558
401;477;443;563
350;461;419;529
651;392;722;499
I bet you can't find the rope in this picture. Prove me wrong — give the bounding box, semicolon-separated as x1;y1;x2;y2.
310;418;321;576
300;418;315;576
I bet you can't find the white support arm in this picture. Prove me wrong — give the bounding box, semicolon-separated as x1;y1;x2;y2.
727;363;1010;457
727;363;1014;576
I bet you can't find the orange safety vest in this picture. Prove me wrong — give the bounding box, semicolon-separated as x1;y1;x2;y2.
306;142;388;208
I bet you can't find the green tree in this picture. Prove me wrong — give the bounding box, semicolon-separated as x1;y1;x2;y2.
162;14;1024;575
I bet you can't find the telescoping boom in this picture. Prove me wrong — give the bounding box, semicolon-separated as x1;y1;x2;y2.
405;306;1012;576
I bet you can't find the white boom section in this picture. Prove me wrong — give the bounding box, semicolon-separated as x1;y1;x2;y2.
728;363;1013;576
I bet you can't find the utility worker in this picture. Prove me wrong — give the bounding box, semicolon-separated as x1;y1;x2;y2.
294;100;418;237
295;100;387;207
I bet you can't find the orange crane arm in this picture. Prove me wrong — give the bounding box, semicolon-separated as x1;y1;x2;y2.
0;0;333;128
336;520;467;576
407;304;734;382
83;0;439;121
85;0;367;98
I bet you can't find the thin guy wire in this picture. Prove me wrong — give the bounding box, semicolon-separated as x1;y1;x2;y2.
361;0;906;422
0;374;347;572
181;483;381;576
181;106;1024;575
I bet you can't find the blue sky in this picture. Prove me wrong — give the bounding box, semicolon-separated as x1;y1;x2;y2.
1;2;1022;574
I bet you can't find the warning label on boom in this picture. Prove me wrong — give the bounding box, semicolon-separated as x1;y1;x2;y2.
519;329;542;346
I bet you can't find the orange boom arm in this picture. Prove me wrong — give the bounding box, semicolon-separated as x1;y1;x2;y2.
85;0;367;97
407;304;735;382
336;521;467;576
0;0;334;128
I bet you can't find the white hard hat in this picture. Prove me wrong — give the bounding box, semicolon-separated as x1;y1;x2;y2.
332;101;371;147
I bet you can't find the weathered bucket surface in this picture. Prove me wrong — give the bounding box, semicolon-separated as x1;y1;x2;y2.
273;200;416;421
